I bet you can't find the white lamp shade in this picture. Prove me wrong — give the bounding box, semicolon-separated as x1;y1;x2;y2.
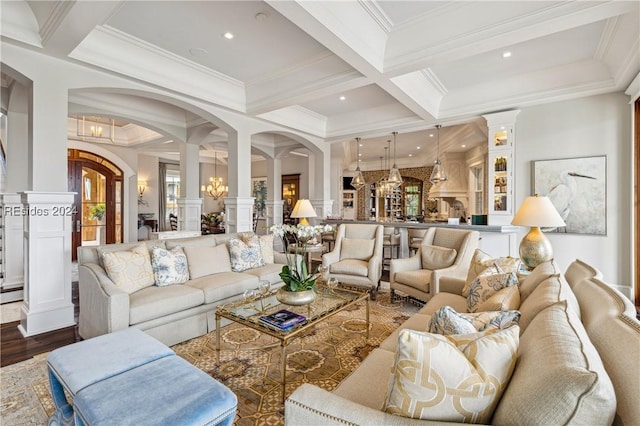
511;195;566;227
290;199;317;219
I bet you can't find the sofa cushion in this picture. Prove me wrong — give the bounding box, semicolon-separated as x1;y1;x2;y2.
258;234;275;264
463;250;521;296
186;272;259;304
183;245;231;279
429;306;521;335
243;263;282;285
394;270;432;293
476;285;520;312
420;246;457;270
165;235;217;250
518;273;580;332
518;260;561;301
492;301;616;425
379;313;432;352
129;285;205;324
330;259;369;277
151;246;189;286
340;238;375;261
229;235;264;272
419;292;467;316
102;244;155;294
467;271;518;313
384;326;519;423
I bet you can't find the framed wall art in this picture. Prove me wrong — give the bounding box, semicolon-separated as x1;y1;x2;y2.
252;177;267;218
532;155;606;235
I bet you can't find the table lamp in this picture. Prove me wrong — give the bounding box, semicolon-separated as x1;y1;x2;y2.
290;199;317;226
511;194;566;270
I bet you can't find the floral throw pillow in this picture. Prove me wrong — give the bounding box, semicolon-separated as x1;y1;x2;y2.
429;306;521;335
229;235;265;272
151;246;189;286
467;271;519;313
463;249;521;297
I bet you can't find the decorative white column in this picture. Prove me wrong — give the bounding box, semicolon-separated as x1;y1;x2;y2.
225;130;253;233
224;198;255;233
266;156;283;228
266;200;284;228
310;199;334;224
309;148;333;223
176;198;203;231
0;193;24;302
19;192;75;336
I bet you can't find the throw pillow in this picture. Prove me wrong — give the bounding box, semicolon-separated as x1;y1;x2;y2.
183;245;231;279
474;285;520;312
467;271;518;313
102;243;155;294
151;246;189;286
259;234;275;264
463;249;521;297
229;235;265;272
429;306;521;335
340;238;375;261
384;326;519;423
428;306;476;335
420;246;457;270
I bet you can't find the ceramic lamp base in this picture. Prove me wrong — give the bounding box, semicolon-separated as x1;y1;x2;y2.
519;226;554;270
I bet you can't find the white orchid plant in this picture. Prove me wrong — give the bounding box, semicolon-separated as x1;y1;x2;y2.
270;223;334;292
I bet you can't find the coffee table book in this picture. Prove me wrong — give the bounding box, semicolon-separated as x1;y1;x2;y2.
259;309;306;330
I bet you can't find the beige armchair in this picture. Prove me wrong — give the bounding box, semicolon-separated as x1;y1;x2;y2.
322;224;384;299
390;227;479;302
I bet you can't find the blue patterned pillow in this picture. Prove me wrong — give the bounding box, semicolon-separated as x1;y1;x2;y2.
467;271;519;313
229;235;264;272
151;246;189;286
429;306;476;335
429;306;521;335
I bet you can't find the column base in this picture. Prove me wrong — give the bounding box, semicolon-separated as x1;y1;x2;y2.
19;303;75;337
177;198;203;231
224;197;255;233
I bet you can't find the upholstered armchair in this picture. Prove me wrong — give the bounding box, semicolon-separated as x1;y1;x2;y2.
322;224;384;300
390;227;479;302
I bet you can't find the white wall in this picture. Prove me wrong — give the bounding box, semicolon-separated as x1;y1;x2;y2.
137;154;159;217
515;92;632;297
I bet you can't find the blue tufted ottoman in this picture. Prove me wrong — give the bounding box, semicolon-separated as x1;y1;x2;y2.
47;328;237;426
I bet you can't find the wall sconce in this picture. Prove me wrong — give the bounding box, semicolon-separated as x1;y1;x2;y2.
138;180;148;205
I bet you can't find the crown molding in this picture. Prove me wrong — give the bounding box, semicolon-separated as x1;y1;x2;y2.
69;25;246;112
39;1;76;45
594;16;620;61
359;1;393;34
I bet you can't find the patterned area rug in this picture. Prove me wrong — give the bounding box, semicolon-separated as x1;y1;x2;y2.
0;292;418;425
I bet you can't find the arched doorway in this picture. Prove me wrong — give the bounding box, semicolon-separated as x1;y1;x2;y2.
68;149;123;260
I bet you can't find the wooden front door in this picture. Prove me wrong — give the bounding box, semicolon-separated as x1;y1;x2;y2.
68;150;123;260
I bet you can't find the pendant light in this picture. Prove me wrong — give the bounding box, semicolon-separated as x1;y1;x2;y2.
388;131;403;188
350;137;366;190
429;124;447;184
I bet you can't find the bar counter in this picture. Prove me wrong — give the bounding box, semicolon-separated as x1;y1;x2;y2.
321;219;519;258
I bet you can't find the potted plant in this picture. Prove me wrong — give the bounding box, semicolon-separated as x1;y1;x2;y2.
89;203;106;222
270;223;334;305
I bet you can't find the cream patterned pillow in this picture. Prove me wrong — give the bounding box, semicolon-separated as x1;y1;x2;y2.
421;246;457;270
463;250;521;296
102;243;155;294
229;235;264;272
467;272;518;313
476;285;520;312
340;238;374;261
151;246;189;286
429;306;521;335
384;327;519;423
258;234;275;264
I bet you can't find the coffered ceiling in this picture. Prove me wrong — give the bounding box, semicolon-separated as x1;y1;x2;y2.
2;0;638;168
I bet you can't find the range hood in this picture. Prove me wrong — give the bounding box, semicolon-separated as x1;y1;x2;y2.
428;152;469;210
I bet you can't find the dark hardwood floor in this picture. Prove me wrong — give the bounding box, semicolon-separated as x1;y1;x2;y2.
0;282;81;368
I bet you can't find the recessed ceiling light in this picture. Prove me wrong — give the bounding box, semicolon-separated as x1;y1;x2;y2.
429;134;434;138
359;143;363;147
408;154;413;157
502;51;511;58
223;32;234;40
358;153;362;157
461;144;467;148
417;146;421;150
339;96;346;101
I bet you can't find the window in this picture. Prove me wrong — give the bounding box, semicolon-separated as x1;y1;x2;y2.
166;170;180;219
404;184;420;217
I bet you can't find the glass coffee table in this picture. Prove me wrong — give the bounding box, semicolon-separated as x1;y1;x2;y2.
215;284;370;403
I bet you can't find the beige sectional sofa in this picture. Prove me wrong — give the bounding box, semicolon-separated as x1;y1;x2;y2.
78;233;290;346
285;259;640;425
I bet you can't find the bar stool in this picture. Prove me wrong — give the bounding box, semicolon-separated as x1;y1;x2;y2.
382;227;400;270
408;228;428;255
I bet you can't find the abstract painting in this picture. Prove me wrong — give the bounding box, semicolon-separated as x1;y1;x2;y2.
533;156;606;235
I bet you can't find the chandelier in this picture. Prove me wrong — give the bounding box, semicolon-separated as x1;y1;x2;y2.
201;152;228;199
77;115;115;143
